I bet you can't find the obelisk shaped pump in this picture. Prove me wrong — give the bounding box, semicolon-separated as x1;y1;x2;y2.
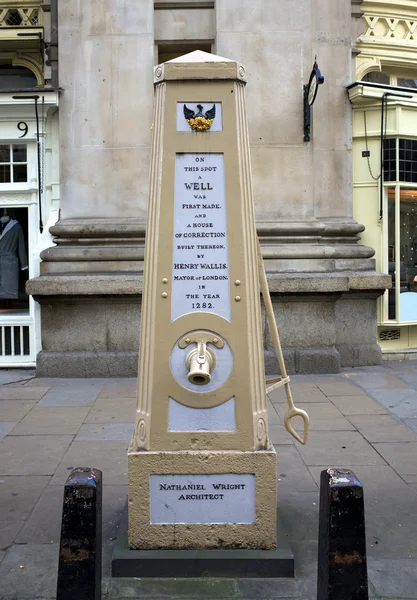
129;52;277;551
133;51;269;454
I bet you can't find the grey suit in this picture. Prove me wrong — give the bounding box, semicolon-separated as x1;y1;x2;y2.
0;220;28;299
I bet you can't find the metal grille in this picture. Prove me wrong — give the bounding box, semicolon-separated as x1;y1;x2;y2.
379;328;401;341
5;10;22;26
30;9;38;25
0;325;30;357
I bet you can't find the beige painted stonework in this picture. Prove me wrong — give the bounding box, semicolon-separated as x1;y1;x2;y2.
128;50;277;550
128;447;277;550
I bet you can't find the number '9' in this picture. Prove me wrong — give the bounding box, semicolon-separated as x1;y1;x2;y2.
17;122;28;138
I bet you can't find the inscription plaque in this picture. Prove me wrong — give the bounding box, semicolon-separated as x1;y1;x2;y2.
172;153;230;321
150;473;255;524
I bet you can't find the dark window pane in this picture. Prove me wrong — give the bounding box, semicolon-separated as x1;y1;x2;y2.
386;139;417;183
362;71;390;84
12;145;26;163
0;145;10;162
0;164;11;182
398;78;417;89
0;65;37;90
5;10;22;26
12;165;27;182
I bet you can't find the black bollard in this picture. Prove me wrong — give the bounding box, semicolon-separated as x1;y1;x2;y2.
57;467;103;600
317;468;368;600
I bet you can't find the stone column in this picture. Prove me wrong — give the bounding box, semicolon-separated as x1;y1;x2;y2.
27;0;155;376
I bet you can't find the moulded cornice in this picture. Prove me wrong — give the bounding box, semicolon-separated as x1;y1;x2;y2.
360;0;417;19
356;0;417;78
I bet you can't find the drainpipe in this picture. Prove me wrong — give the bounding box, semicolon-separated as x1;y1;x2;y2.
49;0;58;88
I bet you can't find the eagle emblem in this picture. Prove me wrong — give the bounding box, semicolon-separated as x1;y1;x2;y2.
183;104;216;131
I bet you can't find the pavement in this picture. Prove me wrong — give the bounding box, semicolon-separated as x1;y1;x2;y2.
0;361;416;599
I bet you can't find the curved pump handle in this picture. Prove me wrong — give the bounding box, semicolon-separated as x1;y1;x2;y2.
283;406;310;446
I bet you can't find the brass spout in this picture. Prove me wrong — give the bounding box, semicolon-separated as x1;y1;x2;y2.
178;331;224;387
186;341;215;385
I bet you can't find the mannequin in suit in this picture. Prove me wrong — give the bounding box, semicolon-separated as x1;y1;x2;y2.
0;215;28;302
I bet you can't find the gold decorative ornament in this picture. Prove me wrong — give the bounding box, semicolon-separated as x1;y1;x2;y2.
183;104;216;132
188;117;213;131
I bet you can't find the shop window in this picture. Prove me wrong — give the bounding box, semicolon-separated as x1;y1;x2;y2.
0;207;29;314
384;139;417;183
0;144;27;183
386;186;417;322
0;65;37;90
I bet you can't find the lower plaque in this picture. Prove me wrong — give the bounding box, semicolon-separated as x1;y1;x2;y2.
150;474;255;524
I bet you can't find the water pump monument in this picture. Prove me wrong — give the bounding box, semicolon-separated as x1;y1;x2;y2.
127;51;305;567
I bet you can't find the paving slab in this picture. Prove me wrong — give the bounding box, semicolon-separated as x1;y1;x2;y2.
50;440;128;485
0;476;50;521
404;417;417;433
85;396;136;423
0;369;36;384
366;388;417;419
315;380;365;396
268;386;329;404
275;402;354;431
347;414;417;442
0;400;36;421
394;373;417;388
296;430;387;466
75;423;133;441
344;373;412;390
269;424;294;445
372;442;417;483
0;421;17;440
98;379;137;399
278;491;319;543
287;540;318;599
110;577;238;599
274;445;318;492
0;386;50;400
0;520;23;551
364;512;417;558
38;379;105;407
0;435;73;476
368;558;417;598
327;394;388;415
0;543;59;599
11;407;89;435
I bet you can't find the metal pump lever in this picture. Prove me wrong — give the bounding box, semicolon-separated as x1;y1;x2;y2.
257;239;310;445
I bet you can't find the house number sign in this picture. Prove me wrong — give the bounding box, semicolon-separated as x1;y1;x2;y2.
171;152;231;322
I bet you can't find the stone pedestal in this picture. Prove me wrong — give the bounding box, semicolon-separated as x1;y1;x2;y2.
128;448;277;550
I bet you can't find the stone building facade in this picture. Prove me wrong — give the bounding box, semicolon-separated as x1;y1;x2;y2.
3;0;415;375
